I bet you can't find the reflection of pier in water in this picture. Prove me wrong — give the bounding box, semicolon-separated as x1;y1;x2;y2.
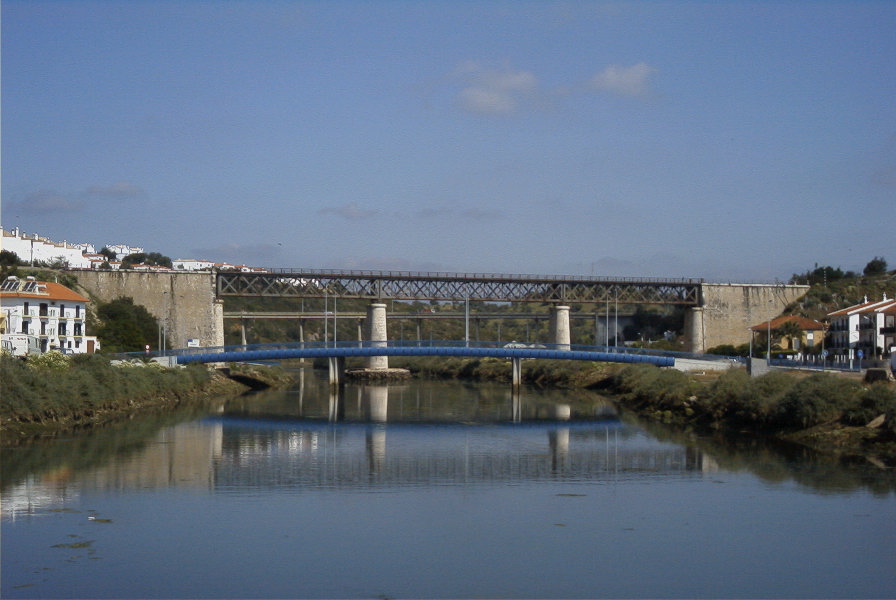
213;424;712;490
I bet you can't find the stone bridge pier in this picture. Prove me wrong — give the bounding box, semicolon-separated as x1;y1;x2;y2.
684;283;809;353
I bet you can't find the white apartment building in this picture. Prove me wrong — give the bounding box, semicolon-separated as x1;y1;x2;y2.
104;243;144;258
827;295;896;358
173;258;216;271
1;227;94;268
0;276;99;353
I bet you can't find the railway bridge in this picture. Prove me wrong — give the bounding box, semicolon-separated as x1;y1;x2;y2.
70;268;809;360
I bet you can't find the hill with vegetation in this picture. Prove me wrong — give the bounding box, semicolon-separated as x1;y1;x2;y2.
784;256;895;323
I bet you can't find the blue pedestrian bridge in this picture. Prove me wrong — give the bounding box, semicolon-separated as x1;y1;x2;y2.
170;340;675;367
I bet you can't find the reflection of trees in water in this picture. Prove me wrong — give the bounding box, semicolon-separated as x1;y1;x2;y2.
628;412;896;496
0;401;221;494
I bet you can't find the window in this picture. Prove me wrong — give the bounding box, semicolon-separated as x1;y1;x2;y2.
74;323;82;336
21;320;30;334
59;322;67;336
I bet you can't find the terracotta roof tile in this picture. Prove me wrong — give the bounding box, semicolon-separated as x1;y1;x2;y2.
750;315;826;331
0;280;89;303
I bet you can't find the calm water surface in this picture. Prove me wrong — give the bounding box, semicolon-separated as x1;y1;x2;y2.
3;371;895;599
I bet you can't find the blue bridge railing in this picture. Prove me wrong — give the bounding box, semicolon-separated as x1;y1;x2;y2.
101;340;764;366
141;340;682;367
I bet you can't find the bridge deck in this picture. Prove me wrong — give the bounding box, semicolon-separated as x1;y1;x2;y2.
174;341;675;367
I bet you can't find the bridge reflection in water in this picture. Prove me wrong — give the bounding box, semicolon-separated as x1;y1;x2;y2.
2;382;715;520
210;382;712;491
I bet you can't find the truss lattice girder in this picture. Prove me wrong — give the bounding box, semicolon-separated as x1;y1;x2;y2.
217;271;703;305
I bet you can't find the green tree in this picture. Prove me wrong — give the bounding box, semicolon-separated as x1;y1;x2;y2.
121;252;173;269
99;247;117;261
863;256;888;276
95;297;159;352
0;249;24;277
772;320;805;350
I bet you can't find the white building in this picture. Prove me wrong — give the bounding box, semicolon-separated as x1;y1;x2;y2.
173;258;216;271
827;295;896;358
0;275;99;353
104;243;144;258
1;228;93;268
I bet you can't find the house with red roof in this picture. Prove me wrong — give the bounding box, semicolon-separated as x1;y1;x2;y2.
749;315;827;353
0;275;100;354
827;295;896;358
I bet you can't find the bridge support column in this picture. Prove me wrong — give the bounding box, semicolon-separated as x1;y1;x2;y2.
684;307;705;353
366;303;389;370
511;357;522;390
549;305;571;350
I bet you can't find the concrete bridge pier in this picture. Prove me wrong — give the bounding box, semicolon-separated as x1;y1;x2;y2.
511;357;522;389
366;303;389;370
549;305;571;350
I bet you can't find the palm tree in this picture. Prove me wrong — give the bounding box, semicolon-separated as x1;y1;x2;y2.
772;320;805;351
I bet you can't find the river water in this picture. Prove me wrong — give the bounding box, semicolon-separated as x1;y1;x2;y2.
3;370;895;599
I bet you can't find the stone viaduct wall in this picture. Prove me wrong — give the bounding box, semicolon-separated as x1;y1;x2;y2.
684;283;809;353
71;270;224;350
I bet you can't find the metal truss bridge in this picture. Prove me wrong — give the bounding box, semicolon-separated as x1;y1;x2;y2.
217;269;704;305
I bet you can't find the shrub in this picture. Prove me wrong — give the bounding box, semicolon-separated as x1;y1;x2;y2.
26;350;72;370
613;364;699;410
773;373;862;429
842;384;896;426
1;353;214;423
699;368;752;421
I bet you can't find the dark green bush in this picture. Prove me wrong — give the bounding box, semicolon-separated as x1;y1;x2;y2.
773;373;862;429
699;368;752;421
842;384;896;426
730;371;797;427
613;364;700;410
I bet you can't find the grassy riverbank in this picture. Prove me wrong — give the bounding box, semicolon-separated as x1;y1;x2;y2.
0;353;293;441
392;356;896;462
605;364;896;460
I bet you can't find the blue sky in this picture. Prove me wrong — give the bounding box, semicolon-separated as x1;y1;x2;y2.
2;1;894;281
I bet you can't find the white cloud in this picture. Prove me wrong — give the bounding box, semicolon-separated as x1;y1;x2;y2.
452;61;538;115
590;62;657;97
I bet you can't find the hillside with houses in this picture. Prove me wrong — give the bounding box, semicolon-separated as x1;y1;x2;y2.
1;227;268;273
